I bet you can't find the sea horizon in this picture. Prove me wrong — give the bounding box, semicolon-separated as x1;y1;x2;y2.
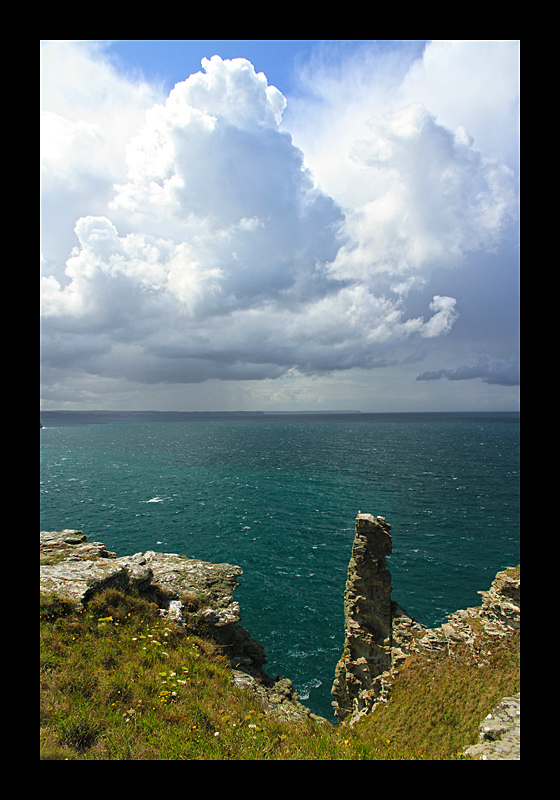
41;409;520;424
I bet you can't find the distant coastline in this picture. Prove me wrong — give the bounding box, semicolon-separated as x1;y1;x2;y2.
40;409;520;426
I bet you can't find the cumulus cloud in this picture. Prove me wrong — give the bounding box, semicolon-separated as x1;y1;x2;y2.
334;104;514;288
399;40;520;168
40;40;165;273
416;354;520;386
40;44;519;401
289;48;518;296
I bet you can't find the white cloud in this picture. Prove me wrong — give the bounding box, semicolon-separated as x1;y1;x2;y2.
40;41;165;275
41;111;103;183
421;296;459;338
40;43;519;406
399;40;520;166
40;41;162;195
288;44;518;296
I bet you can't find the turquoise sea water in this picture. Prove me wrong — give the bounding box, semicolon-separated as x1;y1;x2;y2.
40;411;519;719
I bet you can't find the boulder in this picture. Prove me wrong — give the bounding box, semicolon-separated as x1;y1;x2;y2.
40;559;129;609
463;693;520;760
40;530;126;608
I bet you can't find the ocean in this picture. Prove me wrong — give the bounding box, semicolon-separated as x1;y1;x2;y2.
40;410;520;719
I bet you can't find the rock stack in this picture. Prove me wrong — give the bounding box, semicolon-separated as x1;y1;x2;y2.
331;512;520;759
331;513;394;721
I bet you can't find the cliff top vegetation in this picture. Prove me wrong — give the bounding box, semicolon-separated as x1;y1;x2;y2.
40;576;519;760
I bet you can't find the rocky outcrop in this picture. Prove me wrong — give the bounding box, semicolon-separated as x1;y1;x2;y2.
411;567;520;656
40;529;319;722
463;693;520;760
40;531;132;604
331;512;520;758
229;672;324;722
40;530;242;619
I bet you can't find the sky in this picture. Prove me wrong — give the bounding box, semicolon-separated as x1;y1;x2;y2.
40;40;520;412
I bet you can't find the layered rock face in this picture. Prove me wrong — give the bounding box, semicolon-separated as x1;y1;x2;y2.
331;513;395;720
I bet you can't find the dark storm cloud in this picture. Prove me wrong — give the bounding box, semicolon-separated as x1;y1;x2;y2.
416;354;520;386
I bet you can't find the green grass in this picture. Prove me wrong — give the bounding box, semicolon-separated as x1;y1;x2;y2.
351;629;520;759
40;586;519;760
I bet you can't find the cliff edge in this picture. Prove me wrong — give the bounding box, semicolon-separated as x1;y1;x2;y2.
40;529;321;723
331;512;520;759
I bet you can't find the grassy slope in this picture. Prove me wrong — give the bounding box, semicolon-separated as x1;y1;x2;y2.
40;586;519;760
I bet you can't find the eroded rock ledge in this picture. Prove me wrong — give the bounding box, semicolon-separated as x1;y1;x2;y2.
40;530;321;723
331;513;520;758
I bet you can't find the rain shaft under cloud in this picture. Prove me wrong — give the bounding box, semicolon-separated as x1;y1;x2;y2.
40;46;519;404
